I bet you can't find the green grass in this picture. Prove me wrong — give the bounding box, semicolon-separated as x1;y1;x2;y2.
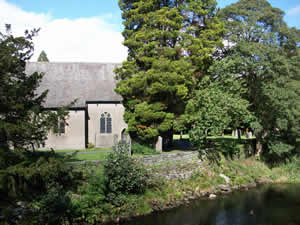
55;147;111;153
73;151;110;161
208;135;255;140
37;133;258;161
38;147;112;154
173;134;189;140
37;148;111;161
173;134;256;141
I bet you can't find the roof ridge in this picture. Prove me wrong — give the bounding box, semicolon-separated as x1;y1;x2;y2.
27;62;122;64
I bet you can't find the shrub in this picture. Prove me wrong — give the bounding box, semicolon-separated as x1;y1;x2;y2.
132;143;158;155
71;170;107;224
103;141;148;206
0;151;82;200
32;183;73;225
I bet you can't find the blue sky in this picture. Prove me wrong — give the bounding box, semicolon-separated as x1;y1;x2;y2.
1;0;299;62
5;0;300;31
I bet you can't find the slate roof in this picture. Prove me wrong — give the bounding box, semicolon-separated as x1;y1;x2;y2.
26;62;122;108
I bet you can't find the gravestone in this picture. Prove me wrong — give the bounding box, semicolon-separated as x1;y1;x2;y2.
121;132;132;156
155;136;163;153
232;129;237;137
113;134;118;146
248;131;253;138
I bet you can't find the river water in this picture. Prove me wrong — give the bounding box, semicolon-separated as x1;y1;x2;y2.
122;184;300;225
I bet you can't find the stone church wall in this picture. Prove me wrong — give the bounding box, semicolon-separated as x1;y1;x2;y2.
41;110;85;150
88;103;127;148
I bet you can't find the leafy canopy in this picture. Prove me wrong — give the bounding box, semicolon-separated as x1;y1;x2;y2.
218;0;300;161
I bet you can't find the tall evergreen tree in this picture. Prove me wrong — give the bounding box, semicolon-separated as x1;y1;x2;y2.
217;0;300;161
37;50;49;62
0;27;78;213
115;0;224;145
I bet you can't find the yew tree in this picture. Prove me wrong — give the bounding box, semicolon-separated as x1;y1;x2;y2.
0;27;76;211
0;26;68;155
115;0;224;145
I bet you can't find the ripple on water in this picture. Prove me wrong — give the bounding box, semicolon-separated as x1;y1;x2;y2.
121;184;300;225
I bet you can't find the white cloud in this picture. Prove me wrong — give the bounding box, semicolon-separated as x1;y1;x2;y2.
287;5;300;16
0;0;127;63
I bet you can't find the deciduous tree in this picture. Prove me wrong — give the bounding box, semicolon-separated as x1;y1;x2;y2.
218;0;300;161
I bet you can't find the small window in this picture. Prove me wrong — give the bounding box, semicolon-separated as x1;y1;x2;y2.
100;114;106;133
107;114;112;133
54;119;65;134
100;112;112;134
59;120;65;134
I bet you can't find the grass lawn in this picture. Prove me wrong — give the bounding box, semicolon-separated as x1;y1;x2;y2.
173;134;255;140
37;134;259;161
38;147;112;162
72;151;110;161
173;134;189;140
54;147;112;153
37;147;112;154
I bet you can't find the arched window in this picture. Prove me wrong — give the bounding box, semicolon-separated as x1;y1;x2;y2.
100;112;112;134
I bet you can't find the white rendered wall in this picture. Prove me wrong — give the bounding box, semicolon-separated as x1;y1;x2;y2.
42;110;85;150
88;103;127;148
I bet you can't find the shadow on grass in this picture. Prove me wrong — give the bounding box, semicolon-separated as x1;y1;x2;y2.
165;138;196;152
166;136;257;157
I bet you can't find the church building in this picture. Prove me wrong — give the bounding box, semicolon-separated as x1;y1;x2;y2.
26;62;128;150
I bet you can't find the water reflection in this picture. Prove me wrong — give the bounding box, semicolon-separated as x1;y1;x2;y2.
121;184;300;225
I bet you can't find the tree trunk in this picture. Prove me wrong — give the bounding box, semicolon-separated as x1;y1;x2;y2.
0;129;8;149
237;129;241;139
255;133;263;156
256;139;263;156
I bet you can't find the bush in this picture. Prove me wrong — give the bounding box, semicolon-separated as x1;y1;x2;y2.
0;151;82;200
132;143;158;155
32;183;73;225
71;170;107;224
103;141;148;206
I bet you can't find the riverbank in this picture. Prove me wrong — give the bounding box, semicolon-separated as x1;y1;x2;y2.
83;155;300;224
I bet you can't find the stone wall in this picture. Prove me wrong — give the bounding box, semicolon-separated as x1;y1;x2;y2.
73;151;203;181
138;151;198;165
42;110;85;150
137;151;203;180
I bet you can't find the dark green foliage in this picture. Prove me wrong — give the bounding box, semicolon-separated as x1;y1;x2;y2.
0;151;81;200
103;141;148;206
116;0;224;144
132;143;158;155
37;50;49;62
217;0;300;162
32;184;72;225
0;26;78;223
70;170;107;224
0;151;82;225
0;26;70;151
71;142;150;223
